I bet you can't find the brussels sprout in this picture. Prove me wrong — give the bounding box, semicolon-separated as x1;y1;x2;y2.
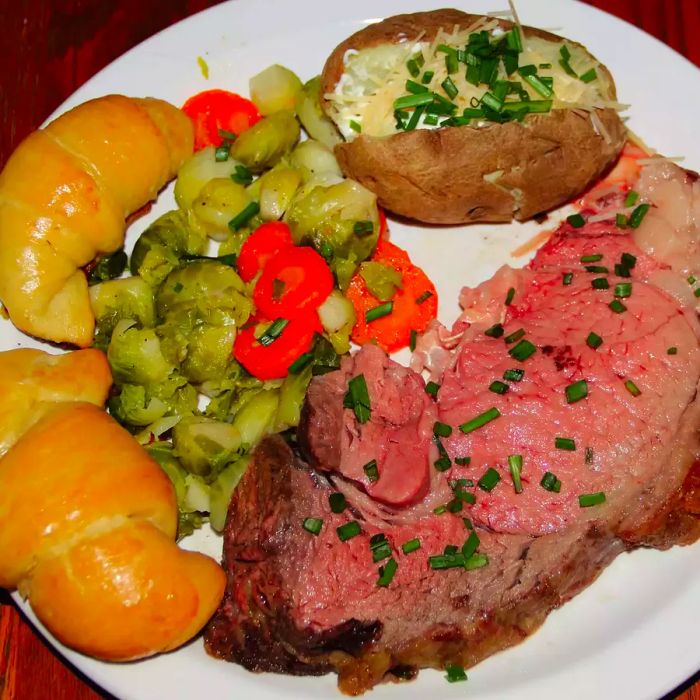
259;167;302;221
88;249;128;285
147;442;187;503
317;290;356;355
173;416;243;480
130;210;208;287
202;360;265;421
192;178;253;240
182;324;237;384
232;389;280;449
184;474;211;512
285;179;379;289
249;64;303;115
209;456;250;532
156;261;251;323
230;110;300;173
107;319;174;385
290;140;342;183
174;146;247;210
108;384;169;427
89;277;156;349
359;261;403;301
275;365;312;432
295;76;342;149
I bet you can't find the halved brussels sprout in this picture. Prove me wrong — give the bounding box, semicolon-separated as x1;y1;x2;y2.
107;319;174;385
209;455;250;532
295;76;342;149
89;277;156;349
259;167;302;221
232;389;280;449
108;384;169;427
174;146;247;210
130;209;208;287
192;178;253;240
275;365;312;432
181;324;237;384
249;64;303;115
290;140;342;183
285;179;379;289
172;416;243;480
230;110;300;173
88;249;128;285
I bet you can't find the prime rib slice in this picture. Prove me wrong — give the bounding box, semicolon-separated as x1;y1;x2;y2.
205;160;700;694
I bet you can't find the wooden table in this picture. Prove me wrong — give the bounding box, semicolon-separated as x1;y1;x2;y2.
0;1;699;698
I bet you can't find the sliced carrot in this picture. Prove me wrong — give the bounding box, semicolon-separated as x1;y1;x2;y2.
347;240;437;353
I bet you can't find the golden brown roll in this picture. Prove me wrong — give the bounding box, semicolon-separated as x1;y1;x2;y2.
0;95;193;346
0;348;226;660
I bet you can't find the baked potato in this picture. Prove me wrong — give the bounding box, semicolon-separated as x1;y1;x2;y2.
320;9;626;224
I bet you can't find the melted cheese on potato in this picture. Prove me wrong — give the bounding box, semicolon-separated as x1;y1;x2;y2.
326;22;622;140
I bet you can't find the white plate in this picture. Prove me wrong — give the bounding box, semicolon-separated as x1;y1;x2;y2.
5;1;700;698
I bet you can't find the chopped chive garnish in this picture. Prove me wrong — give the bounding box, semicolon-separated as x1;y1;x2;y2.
539;62;552;69
405;79;428;94
585;446;594;464
428;553;465;569
459;407;501;433
688;275;697;285
695;288;700;298
288;351;314;374
257;318;289;346
445;53;459;75
426;381;440;398
377;558;398;587
329;492;347;514
540;471;562;492
509;339;537;361
371;540;392;563
444;544;459;555
363;459;379;482
421;70;435;84
477;467;501;492
591;277;609;290
624;190;639;207
353;220;374;236
345;374;371;423
424;113;439;126
484;323;504;338
581;254;603;263
337;521;361;541
489;380;509;395
668;346;678;355
440;77;458;99
228;201;260;231
628;203;650;228
579;67;597;83
565;379;588;403
416;290;433;304
455;456;471;466
215;144;230;162
393;93;434;110
453;489;476;505
366;301;393;323
609;299;627;313
433;421;453;438
578;491;606;507
503;368;525;382
231;164;253;184
405;104;426;131
406;58;420;77
616;213;628;228
614;263;631;277
508;454;524;493
218;128;237;141
461;530;480;560
402;538;421;555
621;252;637;269
614;282;632;298
563;272;574;286
586;332;603;349
624;379;641;397
433;436;452;472
555;437;576;451
521;72;553;97
464;553;489;570
506;25;523;51
505;287;516;306
585;265;608;273
409;329;418;352
481;91;504;112
433;505;447;515
447;498;463;513
504;329;526;345
349;120;362;133
302;517;323;535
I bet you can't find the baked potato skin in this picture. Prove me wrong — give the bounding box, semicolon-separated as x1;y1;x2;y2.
321;9;626;224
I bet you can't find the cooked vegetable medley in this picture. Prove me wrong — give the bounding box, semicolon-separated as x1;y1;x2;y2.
89;68;437;536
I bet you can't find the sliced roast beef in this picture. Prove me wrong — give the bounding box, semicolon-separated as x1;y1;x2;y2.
206;161;700;694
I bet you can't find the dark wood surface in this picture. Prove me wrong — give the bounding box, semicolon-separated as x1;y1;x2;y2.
0;1;699;699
